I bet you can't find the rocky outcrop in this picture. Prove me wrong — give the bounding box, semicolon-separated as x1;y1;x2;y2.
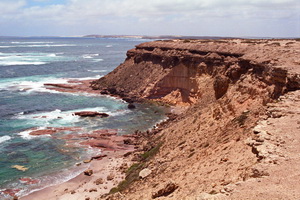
91;39;300;105
74;111;109;117
91;39;300;199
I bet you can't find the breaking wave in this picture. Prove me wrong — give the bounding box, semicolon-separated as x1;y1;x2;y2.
0;136;11;144
0;52;69;66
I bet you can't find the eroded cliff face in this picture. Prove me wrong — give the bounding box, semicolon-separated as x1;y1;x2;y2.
92;39;300;199
91;39;300;106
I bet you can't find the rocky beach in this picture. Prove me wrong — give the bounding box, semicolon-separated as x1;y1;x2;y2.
0;38;167;200
19;38;300;199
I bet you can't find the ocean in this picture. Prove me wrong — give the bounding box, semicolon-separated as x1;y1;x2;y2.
0;37;166;198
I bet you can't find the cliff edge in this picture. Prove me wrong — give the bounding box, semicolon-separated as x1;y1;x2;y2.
92;39;300;199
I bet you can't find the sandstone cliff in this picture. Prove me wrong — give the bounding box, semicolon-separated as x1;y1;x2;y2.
92;39;300;199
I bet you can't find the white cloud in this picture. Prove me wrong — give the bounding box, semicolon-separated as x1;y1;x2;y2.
0;0;26;15
2;0;298;21
0;0;299;37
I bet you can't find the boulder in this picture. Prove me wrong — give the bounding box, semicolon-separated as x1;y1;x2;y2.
83;159;92;163
74;111;109;117
89;188;97;192
122;97;134;103
91;154;107;160
139;168;152;179
107;173;114;181
123;138;134;145
95;178;104;185
84;169;93;176
152;183;178;199
128;103;136;109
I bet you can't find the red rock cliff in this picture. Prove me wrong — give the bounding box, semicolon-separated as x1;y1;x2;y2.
91;39;300;105
92;39;300;199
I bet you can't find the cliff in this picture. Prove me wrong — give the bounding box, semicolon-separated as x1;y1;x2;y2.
92;39;300;199
91;39;300;105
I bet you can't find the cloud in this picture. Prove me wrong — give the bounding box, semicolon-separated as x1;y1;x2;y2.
17;0;300;20
0;0;26;15
0;0;299;37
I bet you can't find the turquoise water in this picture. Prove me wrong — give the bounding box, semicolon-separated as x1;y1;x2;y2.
0;37;165;198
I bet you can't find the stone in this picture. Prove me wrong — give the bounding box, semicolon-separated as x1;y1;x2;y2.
122;97;134;103
139;168;152;179
152;183;178;199
250;168;270;178
83;159;92;163
84;169;93;176
107;173;114;181
123;138;134;145
128;103;136;109
95;178;104;185
91;154;107;160
74;111;109;117
119;163;128;173
224;184;235;193
89;188;97;192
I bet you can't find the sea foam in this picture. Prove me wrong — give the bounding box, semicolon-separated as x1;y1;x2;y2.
0;52;66;66
15;107;108;128
0;135;11;144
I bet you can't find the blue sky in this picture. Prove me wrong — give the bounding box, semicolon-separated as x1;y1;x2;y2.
0;0;299;37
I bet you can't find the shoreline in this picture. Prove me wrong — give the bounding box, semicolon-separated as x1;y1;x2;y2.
18;78;172;200
20;150;132;200
25;38;300;199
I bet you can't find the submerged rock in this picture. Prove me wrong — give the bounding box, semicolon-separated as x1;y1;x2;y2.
44;83;75;89
11;165;29;172
19;177;39;185
29;129;57;136
74;111;109;117
1;189;20;197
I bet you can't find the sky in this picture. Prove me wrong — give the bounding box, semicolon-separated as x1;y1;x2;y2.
0;0;299;37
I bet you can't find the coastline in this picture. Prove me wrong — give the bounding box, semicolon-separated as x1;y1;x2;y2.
17;38;300;199
86;39;300;199
20;150;132;200
18;78;171;200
